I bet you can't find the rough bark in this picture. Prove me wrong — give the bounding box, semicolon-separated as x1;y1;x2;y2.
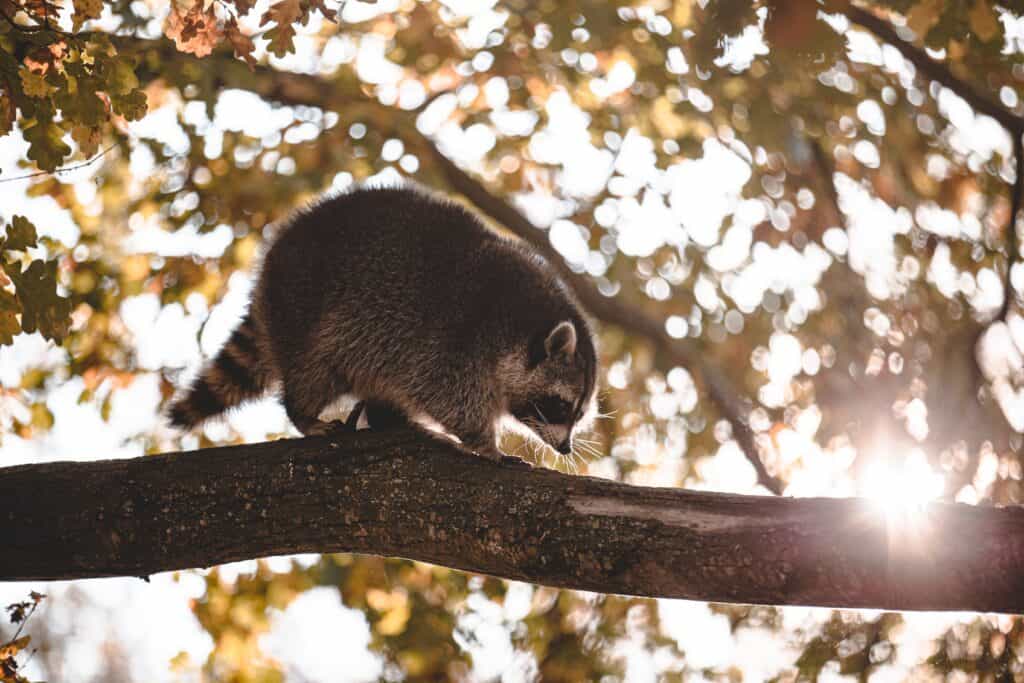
3;430;1024;614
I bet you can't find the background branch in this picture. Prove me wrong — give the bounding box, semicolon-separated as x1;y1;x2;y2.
3;431;1024;613
843;5;1024;323
843;4;1023;137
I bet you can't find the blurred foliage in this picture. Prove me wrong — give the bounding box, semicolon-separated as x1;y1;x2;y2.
3;0;1024;679
0;592;43;683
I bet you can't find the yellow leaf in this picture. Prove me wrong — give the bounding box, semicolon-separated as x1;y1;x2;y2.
651;96;686;139
0;635;31;658
71;125;100;157
968;0;1000;42
672;0;691;27
376;602;410;636
19;69;52;98
169;651;191;672
72;0;102;31
906;0;941;38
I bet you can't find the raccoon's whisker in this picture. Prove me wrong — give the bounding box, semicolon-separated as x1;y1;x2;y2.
574;438;602;453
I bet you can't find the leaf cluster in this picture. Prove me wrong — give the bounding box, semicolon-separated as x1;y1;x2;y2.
0;215;70;344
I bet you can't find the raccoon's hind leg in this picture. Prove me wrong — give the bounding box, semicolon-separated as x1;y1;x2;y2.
281;365;353;437
364;400;412;431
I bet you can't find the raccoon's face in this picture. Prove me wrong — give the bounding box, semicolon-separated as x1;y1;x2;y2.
506;320;596;454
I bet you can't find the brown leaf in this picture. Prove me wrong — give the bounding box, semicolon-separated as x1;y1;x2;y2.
307;0;336;22
71;0;103;31
233;0;256;15
968;0;1000;42
225;18;257;68
260;0;303;57
260;0;302;29
0;635;30;659
71;125;101;157
0;90;13;138
164;1;223;58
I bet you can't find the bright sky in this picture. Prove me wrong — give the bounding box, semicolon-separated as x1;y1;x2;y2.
1;5;1022;681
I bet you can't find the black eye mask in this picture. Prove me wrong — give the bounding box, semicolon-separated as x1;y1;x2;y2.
533;396;572;425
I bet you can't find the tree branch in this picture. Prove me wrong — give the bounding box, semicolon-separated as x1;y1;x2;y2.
420;142;782;494
3;431;1024;613
111;37;782;494
843;4;1023;137
843;5;1024;322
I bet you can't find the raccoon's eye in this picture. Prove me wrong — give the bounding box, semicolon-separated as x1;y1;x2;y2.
535;396;572;424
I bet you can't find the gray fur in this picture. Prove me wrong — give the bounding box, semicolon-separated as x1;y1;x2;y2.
168;186;599;459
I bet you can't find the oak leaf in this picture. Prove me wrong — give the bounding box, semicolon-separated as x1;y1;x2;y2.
3;216;39;253
22;120;72;172
225;18;257;68
165;1;223;57
7;259;72;342
261;0;303;57
19;69;52;99
71;0;103;31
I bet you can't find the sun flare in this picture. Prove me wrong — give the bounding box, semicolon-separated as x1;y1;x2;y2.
860;448;945;520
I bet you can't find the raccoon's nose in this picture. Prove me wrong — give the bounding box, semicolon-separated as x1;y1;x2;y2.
556;439;572;454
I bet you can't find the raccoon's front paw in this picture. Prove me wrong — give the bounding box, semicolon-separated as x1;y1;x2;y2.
499;454;533;469
470;447;532;469
305;419;356;438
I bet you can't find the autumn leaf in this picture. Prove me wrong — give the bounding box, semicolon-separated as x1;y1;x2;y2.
3;216;39;253
72;0;103;31
0;290;20;346
232;0;256;16
906;0;942;39
19;69;53;99
165;1;223;58
7;259;72;342
261;0;303;57
71;125;101;157
110;89;148;120
0;635;30;660
22;120;72;172
225;18;257;68
968;0;1000;43
105;57;139;95
305;0;337;23
0;91;14;137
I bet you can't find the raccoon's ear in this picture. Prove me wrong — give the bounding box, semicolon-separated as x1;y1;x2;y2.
544;320;577;359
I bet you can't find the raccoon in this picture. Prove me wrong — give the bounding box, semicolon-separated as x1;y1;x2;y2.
168;186;599;461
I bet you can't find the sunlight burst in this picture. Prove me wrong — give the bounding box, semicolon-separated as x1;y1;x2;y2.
861;448;945;521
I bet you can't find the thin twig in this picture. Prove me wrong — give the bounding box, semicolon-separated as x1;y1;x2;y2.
8;601;37;643
0;143;117;183
0;4;44;33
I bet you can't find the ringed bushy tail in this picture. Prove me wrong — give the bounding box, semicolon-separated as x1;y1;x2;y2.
168;314;274;429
